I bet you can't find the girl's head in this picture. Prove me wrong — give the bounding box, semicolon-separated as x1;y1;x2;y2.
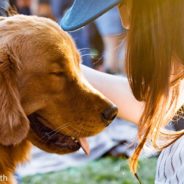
61;0;184;174
123;0;184;173
125;0;184;96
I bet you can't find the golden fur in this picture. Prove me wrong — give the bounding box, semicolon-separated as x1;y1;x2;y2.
0;15;116;184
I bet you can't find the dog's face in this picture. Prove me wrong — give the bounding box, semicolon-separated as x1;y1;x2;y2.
0;15;117;154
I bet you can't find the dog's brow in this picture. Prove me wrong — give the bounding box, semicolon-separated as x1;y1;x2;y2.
50;58;65;70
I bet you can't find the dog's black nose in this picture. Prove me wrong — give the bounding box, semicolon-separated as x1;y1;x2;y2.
102;105;118;125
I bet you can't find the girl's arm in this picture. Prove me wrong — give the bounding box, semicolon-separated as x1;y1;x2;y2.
81;65;144;124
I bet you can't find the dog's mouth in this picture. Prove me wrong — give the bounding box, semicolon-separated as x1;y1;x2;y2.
28;114;90;155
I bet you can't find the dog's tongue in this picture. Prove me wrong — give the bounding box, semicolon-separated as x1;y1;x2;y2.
79;138;90;155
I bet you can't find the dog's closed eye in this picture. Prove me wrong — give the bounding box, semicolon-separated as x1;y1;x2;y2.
49;62;66;77
49;71;65;77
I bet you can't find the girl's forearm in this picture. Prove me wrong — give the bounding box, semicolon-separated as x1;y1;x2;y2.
81;65;144;124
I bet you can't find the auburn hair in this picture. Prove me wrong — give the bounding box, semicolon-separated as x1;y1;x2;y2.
125;0;184;174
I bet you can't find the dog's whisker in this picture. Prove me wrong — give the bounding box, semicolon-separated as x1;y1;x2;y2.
81;53;97;57
40;123;71;141
47;123;70;135
64;125;82;138
39;125;66;141
47;123;75;138
78;48;91;51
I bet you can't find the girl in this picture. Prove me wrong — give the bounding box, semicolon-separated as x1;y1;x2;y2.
61;0;184;183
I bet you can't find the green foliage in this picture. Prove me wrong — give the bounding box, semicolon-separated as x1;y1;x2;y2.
23;157;157;184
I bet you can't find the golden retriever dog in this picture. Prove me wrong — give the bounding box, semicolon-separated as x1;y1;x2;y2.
0;15;118;184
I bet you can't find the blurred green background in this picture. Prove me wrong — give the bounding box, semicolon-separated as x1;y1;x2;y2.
23;157;157;184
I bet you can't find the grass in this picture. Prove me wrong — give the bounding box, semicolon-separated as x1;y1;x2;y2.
22;157;157;184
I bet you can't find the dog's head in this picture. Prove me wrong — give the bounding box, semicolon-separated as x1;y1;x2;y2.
0;15;118;154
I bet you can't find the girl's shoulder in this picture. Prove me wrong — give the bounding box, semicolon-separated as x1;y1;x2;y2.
155;104;184;184
155;134;184;184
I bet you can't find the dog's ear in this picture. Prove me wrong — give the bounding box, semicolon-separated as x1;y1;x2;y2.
0;49;29;146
